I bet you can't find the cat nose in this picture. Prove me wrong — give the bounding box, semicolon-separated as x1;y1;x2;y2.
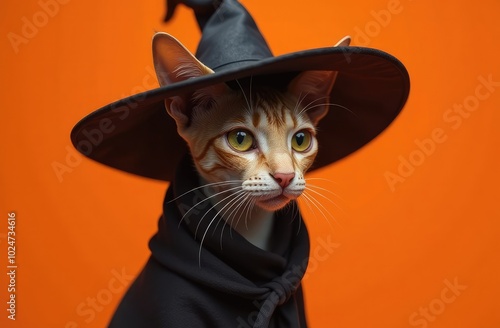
271;173;295;189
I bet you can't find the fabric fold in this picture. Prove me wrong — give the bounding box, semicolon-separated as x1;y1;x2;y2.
109;155;310;327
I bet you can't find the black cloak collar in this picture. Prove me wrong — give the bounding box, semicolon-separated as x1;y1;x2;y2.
110;155;311;327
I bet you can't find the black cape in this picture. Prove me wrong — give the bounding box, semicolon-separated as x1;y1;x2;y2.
109;155;311;327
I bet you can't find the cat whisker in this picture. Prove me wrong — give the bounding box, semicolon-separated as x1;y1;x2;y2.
293;91;310;115
235;78;253;114
227;193;253;239
291;201;302;235
304;182;346;204
310;189;344;231
226;193;255;240
300;191;335;233
300;192;330;233
168;180;243;204
328;103;358;117
296;93;357;118
178;185;242;227
302;190;343;233
297;96;327;117
305;179;347;215
197;189;246;266
215;192;249;231
298;192;320;228
302;100;358;118
221;193;252;247
194;188;244;237
229;195;255;238
304;186;345;217
242;196;256;232
213;191;249;243
305;177;337;183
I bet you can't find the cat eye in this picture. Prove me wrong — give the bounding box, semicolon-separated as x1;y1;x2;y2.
291;130;312;152
227;129;255;152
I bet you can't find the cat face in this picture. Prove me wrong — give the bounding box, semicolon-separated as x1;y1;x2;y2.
153;33;347;211
186;88;318;211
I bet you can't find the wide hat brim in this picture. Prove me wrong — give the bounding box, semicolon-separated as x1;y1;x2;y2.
71;46;410;181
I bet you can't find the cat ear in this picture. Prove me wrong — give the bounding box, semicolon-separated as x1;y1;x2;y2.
288;70;338;125
288;36;351;125
152;32;228;127
334;35;351;47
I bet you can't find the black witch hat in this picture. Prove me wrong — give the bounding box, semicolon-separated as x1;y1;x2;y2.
71;0;410;181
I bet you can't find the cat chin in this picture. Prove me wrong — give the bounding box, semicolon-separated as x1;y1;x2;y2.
256;195;292;212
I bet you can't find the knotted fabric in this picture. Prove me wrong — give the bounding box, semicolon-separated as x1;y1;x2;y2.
109;154;310;327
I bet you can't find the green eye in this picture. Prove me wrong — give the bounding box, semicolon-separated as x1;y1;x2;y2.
227;130;254;152
291;130;312;152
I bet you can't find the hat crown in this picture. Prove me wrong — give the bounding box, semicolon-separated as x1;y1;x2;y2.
71;0;410;181
193;0;273;71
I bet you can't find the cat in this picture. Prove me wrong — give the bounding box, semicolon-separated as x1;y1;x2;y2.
108;32;350;328
153;32;349;251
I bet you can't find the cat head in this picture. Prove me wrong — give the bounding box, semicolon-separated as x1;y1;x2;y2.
153;33;349;211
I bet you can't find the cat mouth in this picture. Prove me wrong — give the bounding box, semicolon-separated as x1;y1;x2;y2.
256;194;293;211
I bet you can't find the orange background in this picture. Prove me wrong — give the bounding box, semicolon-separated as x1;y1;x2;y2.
1;0;499;327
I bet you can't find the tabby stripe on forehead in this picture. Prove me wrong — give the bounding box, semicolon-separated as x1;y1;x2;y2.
263;104;287;127
252;111;260;128
270;107;281;127
280;105;286;125
291;112;298;129
193;131;227;162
